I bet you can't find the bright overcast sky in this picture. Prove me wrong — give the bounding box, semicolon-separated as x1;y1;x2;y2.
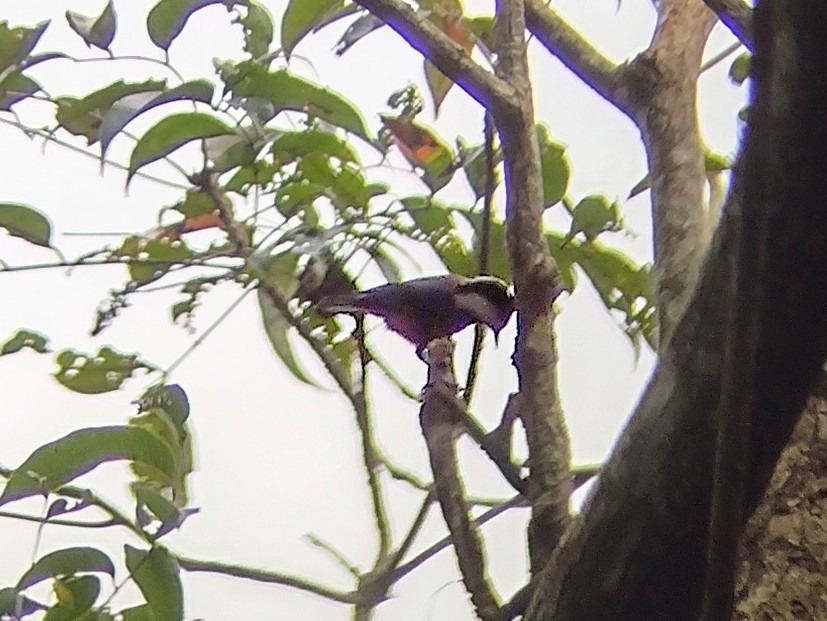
0;1;746;619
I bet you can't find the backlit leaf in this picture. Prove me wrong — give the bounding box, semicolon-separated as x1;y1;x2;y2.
0;203;52;247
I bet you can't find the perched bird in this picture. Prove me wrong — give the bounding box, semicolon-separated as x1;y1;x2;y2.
318;274;515;358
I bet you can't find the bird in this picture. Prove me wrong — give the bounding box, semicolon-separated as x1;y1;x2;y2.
317;274;515;358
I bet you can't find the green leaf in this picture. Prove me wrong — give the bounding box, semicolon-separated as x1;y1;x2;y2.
17;548;115;591
146;0;228;50
0;426;176;506
239;2;274;57
333;13;384;56
1;329;49;355
124;546;183;621
66;0;117;51
537;124;569;208
563;194;623;244
0;72;40;110
135;384;190;429
100;80;215;158
120;605;155;621
128;112;232;183
257;253;324;388
729;51;751;85
46;575;100;621
54;346;156;394
281;0;344;56
0;587;44;617
232;66;370;141
0;21;50;71
0;203;52;247
273;128;359;166
424;60;453;114
55;80;167;144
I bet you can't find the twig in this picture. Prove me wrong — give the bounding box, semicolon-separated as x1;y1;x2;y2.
176;556;357;604
0;258;239;274
305;533;361;579
393;493;527;582
353;316;393;563
464;112;498;405
0;117;189;190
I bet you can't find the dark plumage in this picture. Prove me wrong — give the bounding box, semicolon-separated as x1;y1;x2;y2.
318;274;515;358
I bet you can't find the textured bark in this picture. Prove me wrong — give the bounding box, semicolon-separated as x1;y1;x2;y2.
734;391;827;621
494;0;572;575
626;0;716;349
524;1;827;619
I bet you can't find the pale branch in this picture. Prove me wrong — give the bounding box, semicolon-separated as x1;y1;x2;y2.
388;491;434;570
495;0;571;575
393;493;527;582
176;556;357;605
353;317;393;563
627;0;717;349
420;338;502;621
524;0;630;116
703;0;753;49
353;0;518;114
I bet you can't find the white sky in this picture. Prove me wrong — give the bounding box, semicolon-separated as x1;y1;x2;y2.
0;1;746;619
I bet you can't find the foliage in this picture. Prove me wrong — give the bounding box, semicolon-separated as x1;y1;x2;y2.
0;1;678;619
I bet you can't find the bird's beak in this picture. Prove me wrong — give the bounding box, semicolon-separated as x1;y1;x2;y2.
493;329;500;346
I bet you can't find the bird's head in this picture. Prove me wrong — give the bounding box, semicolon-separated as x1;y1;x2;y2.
454;276;515;343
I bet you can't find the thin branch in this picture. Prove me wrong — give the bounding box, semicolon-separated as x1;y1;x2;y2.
0;510;120;529
0;117;189;190
464;112;497;405
176;556;357;605
192;172;357;401
353;317;393;563
305;533;361;580
393;493;527;582
702;0;753;50
389;492;434;569
0;258;238;274
353;0;518;114
699;41;743;74
524;0;630;116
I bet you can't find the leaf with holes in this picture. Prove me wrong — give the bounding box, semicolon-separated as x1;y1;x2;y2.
1;329;49;356
239;1;273;57
128;112;232;184
0;203;52;247
0;426;176;506
66;0;117;50
54;346;156;394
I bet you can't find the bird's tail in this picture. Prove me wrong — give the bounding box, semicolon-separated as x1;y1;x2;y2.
317;294;368;315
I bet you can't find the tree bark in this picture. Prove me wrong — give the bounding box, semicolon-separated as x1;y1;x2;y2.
525;1;827;619
734;387;827;621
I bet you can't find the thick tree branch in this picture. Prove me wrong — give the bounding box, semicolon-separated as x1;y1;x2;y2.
703;0;754;49
524;0;827;617
627;0;717;348
494;0;571;574
353;0;518;114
